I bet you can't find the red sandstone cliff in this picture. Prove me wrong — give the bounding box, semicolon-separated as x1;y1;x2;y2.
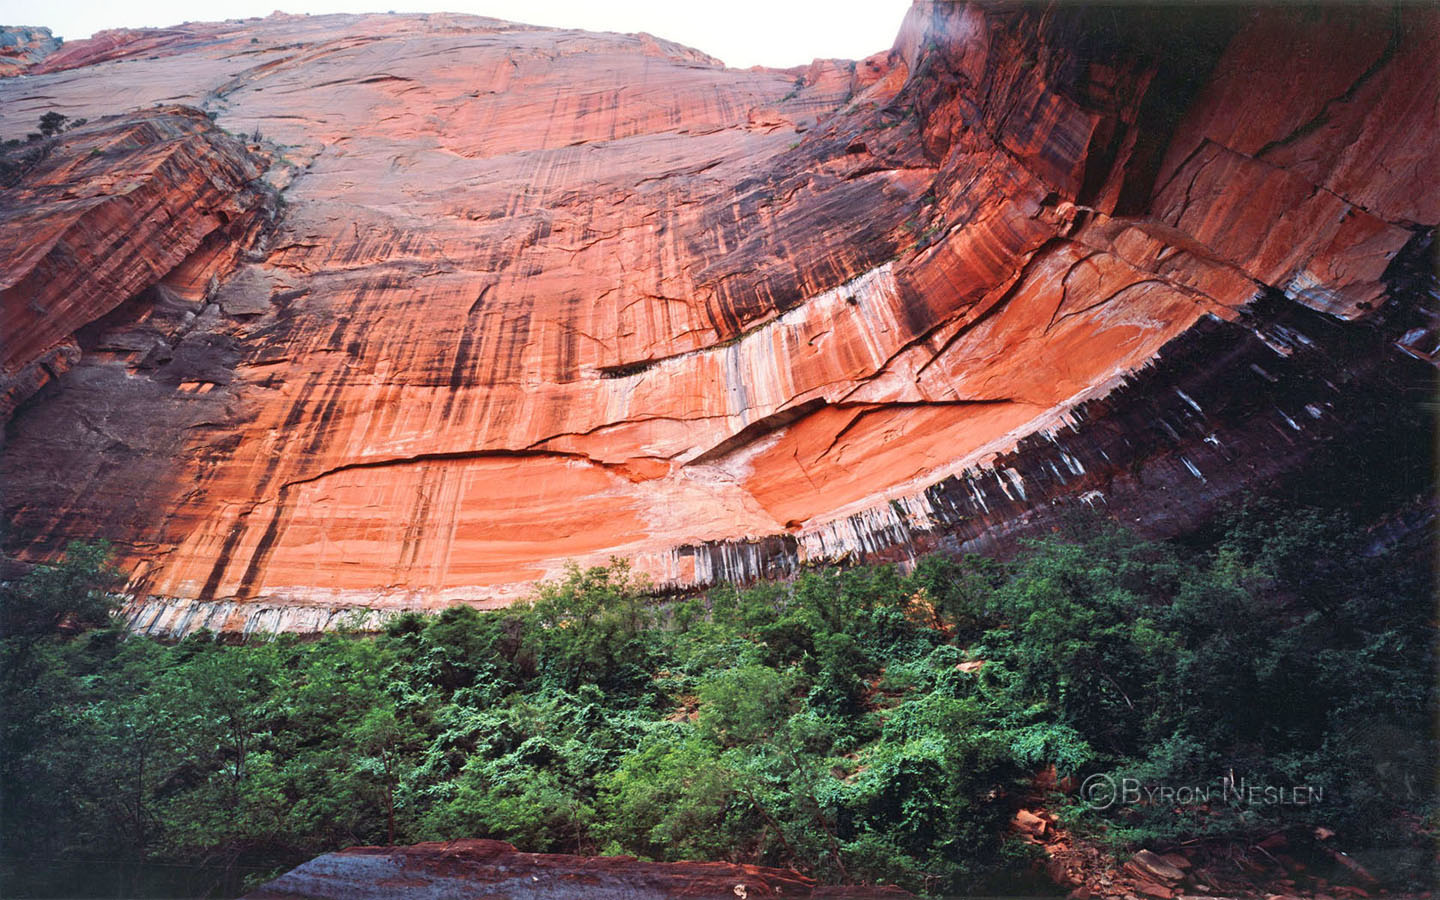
0;107;273;420
1;4;1435;634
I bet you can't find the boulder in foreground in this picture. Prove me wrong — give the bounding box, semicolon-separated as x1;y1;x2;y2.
244;838;910;899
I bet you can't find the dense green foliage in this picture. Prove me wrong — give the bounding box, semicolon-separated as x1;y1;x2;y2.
1;505;1434;897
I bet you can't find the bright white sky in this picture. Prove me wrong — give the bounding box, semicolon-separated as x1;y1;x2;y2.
0;0;914;69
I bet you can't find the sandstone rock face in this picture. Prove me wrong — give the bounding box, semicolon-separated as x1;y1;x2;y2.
0;108;273;421
1;4;1435;635
0;26;60;77
243;838;907;899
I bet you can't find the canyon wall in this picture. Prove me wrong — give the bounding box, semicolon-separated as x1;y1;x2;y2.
1;3;1435;635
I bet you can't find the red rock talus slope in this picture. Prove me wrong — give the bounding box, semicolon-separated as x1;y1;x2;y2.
1;3;1436;635
242;838;906;899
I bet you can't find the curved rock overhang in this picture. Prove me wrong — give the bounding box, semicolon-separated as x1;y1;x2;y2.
0;3;1435;635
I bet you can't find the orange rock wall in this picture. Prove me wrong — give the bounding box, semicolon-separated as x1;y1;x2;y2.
1;3;1435;634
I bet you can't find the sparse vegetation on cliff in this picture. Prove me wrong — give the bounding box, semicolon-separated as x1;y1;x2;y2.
0;111;86;188
0;501;1433;898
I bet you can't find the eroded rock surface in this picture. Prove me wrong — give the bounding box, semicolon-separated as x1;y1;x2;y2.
0;107;274;421
243;838;907;899
0;26;60;77
1;3;1435;634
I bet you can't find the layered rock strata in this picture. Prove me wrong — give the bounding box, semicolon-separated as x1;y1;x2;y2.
0;3;1435;634
0;108;274;422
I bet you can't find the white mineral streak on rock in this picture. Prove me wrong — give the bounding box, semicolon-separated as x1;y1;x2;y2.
1175;388;1202;413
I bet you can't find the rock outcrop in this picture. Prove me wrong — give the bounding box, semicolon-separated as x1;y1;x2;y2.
0;107;274;421
0;26;60;76
243;838;906;899
1;3;1435;635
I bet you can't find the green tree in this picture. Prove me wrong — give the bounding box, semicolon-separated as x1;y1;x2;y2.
525;560;655;690
37;111;68;136
0;540;122;642
598;727;738;860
